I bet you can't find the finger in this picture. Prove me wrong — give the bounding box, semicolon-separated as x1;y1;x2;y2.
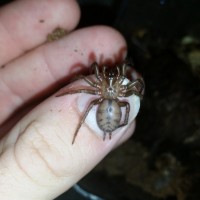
0;79;139;199
0;26;127;125
0;0;80;66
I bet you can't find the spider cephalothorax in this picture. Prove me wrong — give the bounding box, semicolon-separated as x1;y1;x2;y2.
56;62;144;144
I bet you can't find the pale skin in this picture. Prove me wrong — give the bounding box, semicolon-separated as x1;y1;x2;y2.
0;0;136;200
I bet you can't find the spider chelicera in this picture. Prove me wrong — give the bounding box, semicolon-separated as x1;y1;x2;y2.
56;62;144;144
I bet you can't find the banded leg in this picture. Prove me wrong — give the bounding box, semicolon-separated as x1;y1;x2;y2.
121;90;143;99
102;132;112;140
103;132;106;141
117;101;130;127
91;62;102;82
120;79;144;99
120;62;127;77
72;98;103;144
82;77;100;88
126;79;144;92
56;88;100;97
109;132;112;140
72;75;100;88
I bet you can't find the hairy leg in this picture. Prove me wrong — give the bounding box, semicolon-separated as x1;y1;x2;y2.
72;98;103;144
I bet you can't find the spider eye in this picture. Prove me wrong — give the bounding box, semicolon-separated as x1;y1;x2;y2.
103;66;118;78
107;68;117;77
109;71;115;77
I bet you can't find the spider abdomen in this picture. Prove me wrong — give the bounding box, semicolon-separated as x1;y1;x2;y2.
97;99;122;133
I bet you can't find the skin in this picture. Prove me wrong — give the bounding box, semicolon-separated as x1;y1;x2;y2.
0;0;136;199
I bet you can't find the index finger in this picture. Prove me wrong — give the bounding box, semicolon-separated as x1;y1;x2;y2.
0;0;80;66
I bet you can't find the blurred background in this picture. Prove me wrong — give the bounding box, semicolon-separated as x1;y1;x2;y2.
1;0;200;199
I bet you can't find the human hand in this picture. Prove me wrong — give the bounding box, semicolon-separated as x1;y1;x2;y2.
0;0;137;199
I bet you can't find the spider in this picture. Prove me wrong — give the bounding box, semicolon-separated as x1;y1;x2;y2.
56;61;144;144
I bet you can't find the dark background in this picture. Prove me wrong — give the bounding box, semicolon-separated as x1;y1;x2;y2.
61;1;200;199
1;0;200;199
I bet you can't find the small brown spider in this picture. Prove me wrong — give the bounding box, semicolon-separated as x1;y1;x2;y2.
56;62;144;144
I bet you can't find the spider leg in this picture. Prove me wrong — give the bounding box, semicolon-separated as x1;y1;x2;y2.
56;88;100;97
83;78;100;88
102;132;112;140
78;75;101;88
72;98;103;144
118;76;126;86
120;62;127;77
120;79;144;99
67;75;101;89
117;101;130;128
126;79;144;91
109;132;112;140
91;62;102;82
120;90;143;99
103;132;106;141
116;66;120;78
102;65;107;78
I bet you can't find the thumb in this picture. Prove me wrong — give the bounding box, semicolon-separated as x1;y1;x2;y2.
0;78;139;200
